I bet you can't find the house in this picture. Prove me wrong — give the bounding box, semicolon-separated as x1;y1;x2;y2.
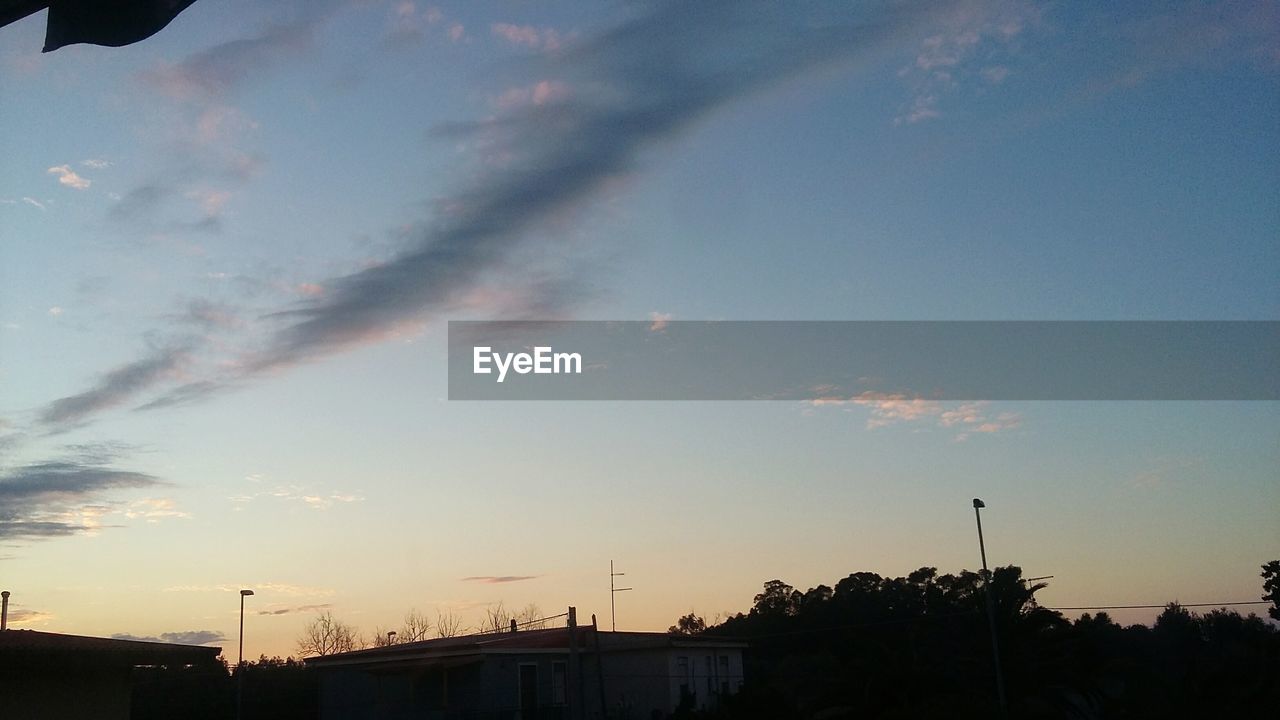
0;628;223;720
306;612;746;720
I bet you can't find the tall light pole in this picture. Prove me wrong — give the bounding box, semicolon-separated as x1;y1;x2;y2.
238;589;254;720
972;499;1007;715
609;560;631;632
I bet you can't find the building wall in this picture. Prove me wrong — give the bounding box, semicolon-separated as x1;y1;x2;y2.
0;666;132;720
317;645;744;720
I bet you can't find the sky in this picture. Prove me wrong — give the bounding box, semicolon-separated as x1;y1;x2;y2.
0;0;1277;660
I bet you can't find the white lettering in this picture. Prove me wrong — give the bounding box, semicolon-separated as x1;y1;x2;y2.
473;346;492;375
472;346;583;382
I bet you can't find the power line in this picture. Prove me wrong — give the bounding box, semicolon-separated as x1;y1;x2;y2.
1049;601;1267;610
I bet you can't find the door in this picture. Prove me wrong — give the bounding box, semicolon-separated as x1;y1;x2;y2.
519;663;538;718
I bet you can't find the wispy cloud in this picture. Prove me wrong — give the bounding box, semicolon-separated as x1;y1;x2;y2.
895;0;1037;124
256;603;333;616
461;575;539;584
3;607;55;626
47;164;91;189
122;497;191;521
491;23;566;51
21;197;46;210
111;630;225;646
232;1;942;377
809;391;1022;438
163;582;334;597
38;345;191;429
227;481;363;510
41;1;955;423
385;1;443;46
81;158;111;169
1082;2;1279;97
0;449;167;540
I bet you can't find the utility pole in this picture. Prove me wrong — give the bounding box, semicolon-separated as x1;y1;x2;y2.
973;499;1008;716
609;560;632;632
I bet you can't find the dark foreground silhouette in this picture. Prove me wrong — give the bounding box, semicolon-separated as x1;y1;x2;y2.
130;562;1279;719
676;564;1279;719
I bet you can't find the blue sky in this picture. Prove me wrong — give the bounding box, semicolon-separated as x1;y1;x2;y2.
0;1;1277;658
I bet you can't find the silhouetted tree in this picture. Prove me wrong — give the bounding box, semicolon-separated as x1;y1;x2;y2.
296;610;362;656
482;601;512;632
670;612;708;635
436;609;463;637
751;580;801;617
1262;560;1280;621
400;607;433;641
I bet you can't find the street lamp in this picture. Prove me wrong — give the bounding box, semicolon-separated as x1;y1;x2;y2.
238;589;254;720
972;499;1007;716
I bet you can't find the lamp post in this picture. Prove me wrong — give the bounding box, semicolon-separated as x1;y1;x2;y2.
972;499;1007;715
238;589;254;720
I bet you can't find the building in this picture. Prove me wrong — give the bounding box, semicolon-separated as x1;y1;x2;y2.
306;615;746;720
0;628;223;720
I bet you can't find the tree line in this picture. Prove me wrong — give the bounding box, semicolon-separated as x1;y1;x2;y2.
669;562;1280;719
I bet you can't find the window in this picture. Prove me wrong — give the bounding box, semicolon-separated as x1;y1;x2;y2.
552;661;567;705
677;656;691;699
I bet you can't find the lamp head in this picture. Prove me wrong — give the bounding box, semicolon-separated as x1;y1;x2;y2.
972;498;985;509
240;589;254;596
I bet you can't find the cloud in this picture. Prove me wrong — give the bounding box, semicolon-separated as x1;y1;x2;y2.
47;306;64;317
493;80;571;110
256;603;333;616
140;15;323;102
809;392;1022;438
107;181;232;235
648;312;672;332
386;1;443;45
894;0;1038;123
169;298;241;331
227;482;363;510
0;453;166;540
461;576;539;584
235;1;941;376
111;630;225;646
4;607;55;626
47;164;90;190
38;345;190;428
21;197;46;210
491;23;565;51
122;497;191;521
1083;2;1279;97
52;1;954;419
81;158;111;169
116;5;336;238
163;582;334;597
980;65;1010;83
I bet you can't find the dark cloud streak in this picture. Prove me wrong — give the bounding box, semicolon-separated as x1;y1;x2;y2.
38;346;190;428
143;0;945;407
0;455;165;541
111;630;226;646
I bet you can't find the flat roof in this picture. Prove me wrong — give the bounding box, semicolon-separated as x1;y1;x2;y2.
306;627;746;669
0;629;222;668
